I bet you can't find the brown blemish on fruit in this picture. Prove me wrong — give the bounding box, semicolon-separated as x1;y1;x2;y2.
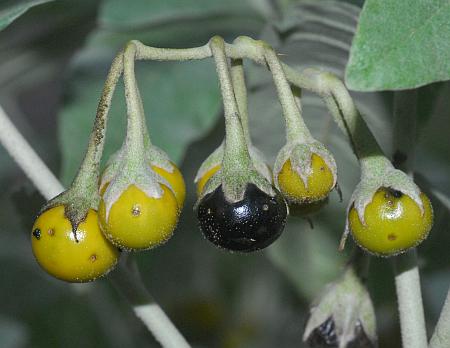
48;228;55;236
89;254;97;262
388;234;397;241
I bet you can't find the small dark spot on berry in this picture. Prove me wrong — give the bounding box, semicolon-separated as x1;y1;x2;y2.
320;166;325;171
89;254;97;262
33;229;41;240
388;234;397;241
47;228;55;236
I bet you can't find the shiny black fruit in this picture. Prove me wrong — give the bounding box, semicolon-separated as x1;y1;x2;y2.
197;183;287;252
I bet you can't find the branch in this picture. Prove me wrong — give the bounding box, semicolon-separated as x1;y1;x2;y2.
0;105;191;348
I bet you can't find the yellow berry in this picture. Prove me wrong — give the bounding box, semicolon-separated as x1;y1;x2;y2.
349;188;433;256
98;184;179;250
277;154;334;203
152;163;186;208
196;165;221;197
31;206;119;282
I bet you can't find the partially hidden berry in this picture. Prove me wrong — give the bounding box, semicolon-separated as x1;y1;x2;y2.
196;165;221;197
349;188;433;256
197;183;287;252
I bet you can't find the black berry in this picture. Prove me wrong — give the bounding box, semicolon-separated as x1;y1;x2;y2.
197;183;287;252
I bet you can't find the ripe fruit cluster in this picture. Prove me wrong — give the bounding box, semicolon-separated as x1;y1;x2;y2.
30;36;434;283
31;159;186;283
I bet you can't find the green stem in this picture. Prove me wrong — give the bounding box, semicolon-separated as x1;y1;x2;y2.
71;51;123;199
209;36;250;169
230;58;250;144
262;45;312;143
123;42;146;164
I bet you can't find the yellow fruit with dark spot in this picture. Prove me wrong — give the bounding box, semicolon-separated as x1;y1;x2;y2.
349;188;433;256
98;184;179;250
152;163;186;208
196;165;221;197
277;154;334;203
31;206;119;282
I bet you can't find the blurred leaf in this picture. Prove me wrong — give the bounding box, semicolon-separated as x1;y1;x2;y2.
0;0;54;31
346;0;450;91
99;0;266;29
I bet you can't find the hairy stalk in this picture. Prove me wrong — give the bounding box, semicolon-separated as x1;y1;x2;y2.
393;250;427;348
0;105;64;198
391;90;427;348
209;36;250;169
262;44;312;143
123;42;146;162
230;58;250;143
71;51;123;199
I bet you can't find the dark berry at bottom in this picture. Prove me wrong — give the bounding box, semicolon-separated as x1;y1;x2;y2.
197;184;287;252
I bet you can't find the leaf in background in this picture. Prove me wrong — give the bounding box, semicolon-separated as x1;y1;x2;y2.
346;0;450;91
99;0;267;30
0;0;54;31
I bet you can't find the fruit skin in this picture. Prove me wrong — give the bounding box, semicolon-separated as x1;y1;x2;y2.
98;184;179;250
31;206;119;282
196;165;221;197
197;183;287;252
152;163;186;208
349;188;433;256
277;154;334;203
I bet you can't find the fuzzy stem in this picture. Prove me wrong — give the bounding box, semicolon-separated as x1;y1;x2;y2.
430;288;450;348
0;90;190;348
209;36;250;168
71;51;123;199
230;58;250;144
0;105;64;199
263;46;312;143
393;250;427;348
123;42;146;163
